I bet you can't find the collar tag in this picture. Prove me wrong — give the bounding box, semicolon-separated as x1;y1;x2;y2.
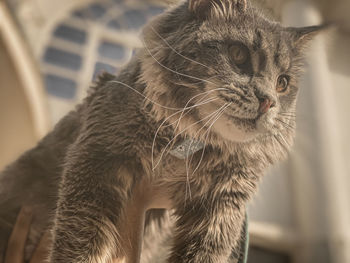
169;139;204;160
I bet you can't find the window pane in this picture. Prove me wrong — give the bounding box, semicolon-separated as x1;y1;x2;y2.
53;25;87;44
43;48;82;70
98;42;125;61
45;74;77;99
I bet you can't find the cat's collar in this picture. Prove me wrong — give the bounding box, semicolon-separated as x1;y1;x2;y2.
169;139;204;160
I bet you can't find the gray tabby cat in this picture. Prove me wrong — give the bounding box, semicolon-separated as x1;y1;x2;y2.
0;0;325;262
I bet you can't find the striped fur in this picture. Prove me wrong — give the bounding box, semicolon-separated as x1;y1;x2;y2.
0;1;325;262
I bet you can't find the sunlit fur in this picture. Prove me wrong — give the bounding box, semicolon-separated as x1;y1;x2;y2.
142;0;317;149
0;0;323;262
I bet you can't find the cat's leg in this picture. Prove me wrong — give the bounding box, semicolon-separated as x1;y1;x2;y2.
141;209;173;263
167;195;246;263
49;145;144;263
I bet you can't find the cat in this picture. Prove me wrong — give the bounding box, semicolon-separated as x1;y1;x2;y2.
0;0;325;262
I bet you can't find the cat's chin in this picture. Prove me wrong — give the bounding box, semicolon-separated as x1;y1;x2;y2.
211;116;259;143
256;110;277;134
211;113;278;143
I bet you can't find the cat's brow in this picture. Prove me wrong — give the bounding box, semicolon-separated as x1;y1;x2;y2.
273;38;290;71
251;29;268;73
257;50;267;72
253;29;263;50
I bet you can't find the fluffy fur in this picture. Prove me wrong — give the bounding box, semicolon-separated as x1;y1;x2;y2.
0;0;324;262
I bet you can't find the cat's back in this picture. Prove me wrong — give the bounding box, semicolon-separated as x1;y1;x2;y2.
0;54;148;261
0;56;143;209
0;109;82;260
78;55;158;156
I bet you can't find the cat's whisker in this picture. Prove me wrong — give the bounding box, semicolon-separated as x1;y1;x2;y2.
280;111;309;121
150;26;216;72
109;80;181;111
278;113;297;118
279;134;290;149
108;80;224;113
153;106;225;171
151;97;219;169
151;88;227;169
277;113;297;120
278;116;296;121
224;83;247;97
275;118;295;131
273;134;290;151
279;111;297;115
278;111;296;115
276;124;294;134
278;118;296;124
153;104;227;171
161;97;218;130
151;110;184;170
189;103;231;172
172;75;221;86
270;134;280;159
173;87;228;132
172;97;218;129
183;103;229;202
192;103;230;145
184;104;230;204
188;103;231;179
276;117;295;125
143;39;218;86
273;134;284;149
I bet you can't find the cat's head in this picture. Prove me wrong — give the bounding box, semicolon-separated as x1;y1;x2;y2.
141;0;325;144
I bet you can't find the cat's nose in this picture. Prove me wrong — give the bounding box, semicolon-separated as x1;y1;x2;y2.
254;88;276;114
258;97;275;114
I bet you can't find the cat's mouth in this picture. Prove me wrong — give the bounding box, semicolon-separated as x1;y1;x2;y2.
210;110;277;142
225;112;276;133
225;114;257;131
208;102;278;142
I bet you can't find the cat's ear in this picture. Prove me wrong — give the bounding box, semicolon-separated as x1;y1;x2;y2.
188;0;247;20
287;24;330;48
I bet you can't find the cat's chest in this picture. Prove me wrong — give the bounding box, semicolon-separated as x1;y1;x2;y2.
139;154;201;209
141;143;260;209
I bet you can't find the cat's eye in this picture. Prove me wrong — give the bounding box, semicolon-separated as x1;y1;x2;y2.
229;44;248;65
276;75;290;93
205;42;219;51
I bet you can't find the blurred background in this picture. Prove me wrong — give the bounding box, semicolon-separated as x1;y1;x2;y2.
0;0;349;262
